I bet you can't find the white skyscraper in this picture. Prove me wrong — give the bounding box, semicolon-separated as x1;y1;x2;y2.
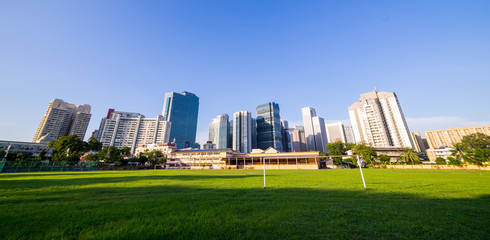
344;126;356;144
208;114;230;149
232;111;252;153
302;107;328;152
325;122;346;143
34;99;92;142
97;109;171;153
348;90;414;148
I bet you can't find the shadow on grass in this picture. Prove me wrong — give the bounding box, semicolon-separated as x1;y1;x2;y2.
0;181;488;239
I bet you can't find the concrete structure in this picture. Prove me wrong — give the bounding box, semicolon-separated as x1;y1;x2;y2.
290;125;307;152
374;147;405;163
426;147;454;162
348;90;414;148
208;114;230;149
34;99;92;142
161;91;199;149
326;122;346;143
134;143;177;157
410;132;429;152
256;102;283;151
232;111;252;153
165;147;321;170
202;141;216;150
96;109;171;154
0;140;52;158
344;126;356;143
424;126;490;149
302;107;328;152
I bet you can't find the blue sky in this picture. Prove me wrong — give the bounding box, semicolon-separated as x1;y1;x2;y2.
1;0;489;144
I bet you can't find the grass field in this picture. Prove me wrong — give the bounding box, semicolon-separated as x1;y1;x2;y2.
0;169;489;239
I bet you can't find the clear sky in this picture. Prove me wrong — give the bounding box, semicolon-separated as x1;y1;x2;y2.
1;0;489;145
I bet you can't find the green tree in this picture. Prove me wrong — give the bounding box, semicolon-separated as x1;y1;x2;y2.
326;141;347;166
400;147;420;165
447;156;462;166
435;157;447;165
48;135;85;161
460;133;490;149
97;146;121;163
352;143;377;167
84;153;99;161
87;137;102;152
379;154;391;165
119;146;131;157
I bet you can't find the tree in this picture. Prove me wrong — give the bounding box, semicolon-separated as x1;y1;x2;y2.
447;156;462;166
435;157;447;165
379;154;391;165
326;141;347;166
460;133;490;150
84;153;99;161
87;137;102;152
97;146;121;163
48;135;85;161
352;142;377;166
119;146;131;157
400;147;420;165
451;143;467;162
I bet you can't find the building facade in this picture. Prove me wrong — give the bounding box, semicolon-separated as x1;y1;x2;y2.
424;126;490;149
256;102;283;151
410;132;429;152
232;111;252;153
290;125;307;152
208;114;230;149
281;119;292;152
348;90;414;148
302;107;328;152
325;122;346;143
161;91;199;149
33;99;92;142
96;109;171;154
344;126;356;143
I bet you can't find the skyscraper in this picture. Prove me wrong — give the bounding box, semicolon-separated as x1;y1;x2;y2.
290;125;307;152
256;102;283;151
281;119;292;152
208;114;230;149
302;107;328;152
344;126;356;144
161;91;199;149
232;111;252;153
348;90;414;148
96;109;171;153
325;122;346;143
33;99;92;142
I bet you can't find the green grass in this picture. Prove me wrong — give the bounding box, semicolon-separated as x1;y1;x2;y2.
0;169;488;239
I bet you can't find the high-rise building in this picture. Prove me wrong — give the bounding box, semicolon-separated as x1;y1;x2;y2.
232;111;252;153
256;102;283;151
290;125;307;152
33;99;92;142
96;109;171;154
410;132;429;152
208;114;230;149
424;125;490;149
281;119;292;152
344;126;356;144
348;90;414;148
302;107;328;152
161;91;199;149
325;122;346;143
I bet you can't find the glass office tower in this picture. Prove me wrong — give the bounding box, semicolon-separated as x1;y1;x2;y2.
161;91;199;149
256;102;283;151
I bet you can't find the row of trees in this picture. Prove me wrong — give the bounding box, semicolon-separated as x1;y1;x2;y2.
437;133;490;166
324;141;421;167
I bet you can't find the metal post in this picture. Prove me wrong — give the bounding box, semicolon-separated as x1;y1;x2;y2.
263;157;266;189
357;156;367;189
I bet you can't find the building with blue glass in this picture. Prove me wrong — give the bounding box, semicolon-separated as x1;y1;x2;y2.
256;102;283;151
161;91;199;149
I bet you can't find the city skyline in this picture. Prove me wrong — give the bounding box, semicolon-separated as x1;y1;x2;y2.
1;1;489;144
